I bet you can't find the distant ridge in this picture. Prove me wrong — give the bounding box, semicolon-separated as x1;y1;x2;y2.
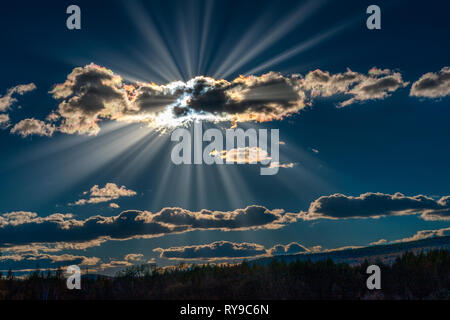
252;235;450;266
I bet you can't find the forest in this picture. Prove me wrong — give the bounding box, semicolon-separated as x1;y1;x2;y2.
0;249;449;300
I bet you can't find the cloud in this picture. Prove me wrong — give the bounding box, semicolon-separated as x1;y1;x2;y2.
50;64;130;135
210;147;271;164
70;183;137;206
268;162;295;169
10;118;56;137
9;65;416;137
0;252;99;272
0;250;152;274
0;83;36;112
410;67;450;98
99;260;133;271
268;242;309;256
154;241;268;261
300;67;409;107
0;206;301;248
392;227;450;243
155;241;309;261
0;113;10;128
124;253;144;262
370;239;387;246
210;147;295;169
304;192;450;220
150;205;299;231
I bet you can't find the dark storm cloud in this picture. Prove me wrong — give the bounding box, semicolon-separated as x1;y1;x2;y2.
0;206;301;247
410;67;450;98
304;192;450;220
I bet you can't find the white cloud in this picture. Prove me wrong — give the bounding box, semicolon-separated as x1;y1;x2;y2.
410;67;450;98
10;118;55;137
70;183;137;206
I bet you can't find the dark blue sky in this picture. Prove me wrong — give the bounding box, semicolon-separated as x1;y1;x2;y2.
0;0;449;273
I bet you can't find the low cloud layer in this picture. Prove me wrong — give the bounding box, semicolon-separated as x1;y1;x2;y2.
0;252;99;272
392;227;450;243
410;67;450;98
154;241;308;261
0;192;448;251
304;192;450;221
0;206;301;248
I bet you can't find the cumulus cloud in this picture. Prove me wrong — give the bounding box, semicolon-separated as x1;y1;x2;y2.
0;206;301;248
410;67;450;98
70;183;137;206
10;65;416;137
50;64;130;135
10;118;56;137
303;192;450;220
0;113;10;128
154;241;268;261
0;83;36;112
155;241;309;261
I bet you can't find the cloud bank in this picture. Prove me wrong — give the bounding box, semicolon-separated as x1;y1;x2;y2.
0;206;301;248
0;192;448;251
